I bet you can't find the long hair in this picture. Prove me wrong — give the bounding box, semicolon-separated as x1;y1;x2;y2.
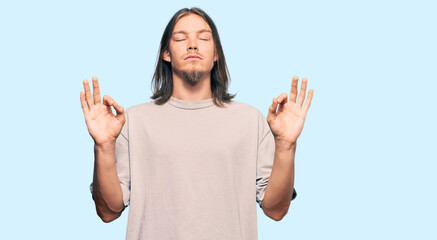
150;7;236;108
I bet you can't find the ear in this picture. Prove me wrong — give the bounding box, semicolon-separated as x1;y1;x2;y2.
163;50;171;62
213;49;219;62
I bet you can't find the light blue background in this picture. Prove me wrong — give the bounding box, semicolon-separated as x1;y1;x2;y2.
1;0;436;239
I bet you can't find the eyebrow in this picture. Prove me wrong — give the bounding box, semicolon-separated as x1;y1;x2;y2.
172;29;212;35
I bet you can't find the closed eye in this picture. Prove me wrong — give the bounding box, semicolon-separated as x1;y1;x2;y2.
174;39;185;42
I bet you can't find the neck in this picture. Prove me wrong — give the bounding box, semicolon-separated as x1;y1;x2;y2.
171;70;213;101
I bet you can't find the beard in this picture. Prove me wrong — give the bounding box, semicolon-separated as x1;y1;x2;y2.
182;70;204;87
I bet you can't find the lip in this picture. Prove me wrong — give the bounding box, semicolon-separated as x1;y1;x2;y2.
184;55;202;60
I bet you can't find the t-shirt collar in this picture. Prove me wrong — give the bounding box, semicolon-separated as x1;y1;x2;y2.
168;96;214;110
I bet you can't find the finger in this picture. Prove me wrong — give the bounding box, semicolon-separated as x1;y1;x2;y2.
80;91;89;116
267;97;279;119
92;76;101;105
83;80;94;107
277;93;288;104
303;89;314;112
103;95;114;107
290;76;299;102
103;95;125;118
297;78;308;107
112;100;125;117
277;93;288;112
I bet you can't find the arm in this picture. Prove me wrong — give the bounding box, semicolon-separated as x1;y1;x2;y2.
80;76;127;223
92;142;125;223
263;76;313;221
261;140;295;221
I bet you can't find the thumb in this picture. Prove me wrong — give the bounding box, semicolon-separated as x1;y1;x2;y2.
267;97;278;122
103;95;125;118
112;100;125;119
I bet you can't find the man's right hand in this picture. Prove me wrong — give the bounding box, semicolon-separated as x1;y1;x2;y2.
80;76;126;146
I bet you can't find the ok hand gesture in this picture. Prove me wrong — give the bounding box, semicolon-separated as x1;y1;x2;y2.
80;77;126;146
267;76;314;146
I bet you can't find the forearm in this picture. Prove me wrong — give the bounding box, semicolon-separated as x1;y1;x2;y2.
92;142;125;222
261;139;295;220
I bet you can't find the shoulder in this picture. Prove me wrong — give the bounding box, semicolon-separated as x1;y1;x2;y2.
226;100;271;140
225;100;266;121
225;100;262;115
125;100;158;114
122;101;162;121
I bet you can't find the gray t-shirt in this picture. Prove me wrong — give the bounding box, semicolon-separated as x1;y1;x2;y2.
90;96;296;240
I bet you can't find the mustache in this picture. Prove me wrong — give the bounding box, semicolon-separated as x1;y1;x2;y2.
183;53;203;60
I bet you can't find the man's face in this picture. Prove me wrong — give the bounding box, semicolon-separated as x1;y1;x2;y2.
163;13;218;86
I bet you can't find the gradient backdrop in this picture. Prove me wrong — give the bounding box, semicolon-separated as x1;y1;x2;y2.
1;0;436;239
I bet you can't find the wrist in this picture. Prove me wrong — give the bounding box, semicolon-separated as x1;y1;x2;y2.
274;137;297;150
94;141;116;150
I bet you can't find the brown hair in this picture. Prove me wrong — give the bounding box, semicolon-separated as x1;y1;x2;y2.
150;7;236;107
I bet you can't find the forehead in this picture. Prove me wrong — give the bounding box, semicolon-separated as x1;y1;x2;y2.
173;13;212;34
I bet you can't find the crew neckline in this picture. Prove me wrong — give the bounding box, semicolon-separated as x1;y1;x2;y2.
168;96;215;110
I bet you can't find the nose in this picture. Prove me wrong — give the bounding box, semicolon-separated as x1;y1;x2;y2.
187;37;198;51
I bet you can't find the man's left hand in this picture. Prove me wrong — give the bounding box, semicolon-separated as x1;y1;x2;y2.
267;76;314;146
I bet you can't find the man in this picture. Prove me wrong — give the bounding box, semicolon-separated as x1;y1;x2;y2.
80;7;313;240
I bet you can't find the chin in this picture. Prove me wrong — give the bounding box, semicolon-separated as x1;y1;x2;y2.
185;64;200;71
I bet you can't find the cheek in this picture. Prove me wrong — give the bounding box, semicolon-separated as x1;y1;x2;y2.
167;48;183;66
168;43;183;57
202;43;216;58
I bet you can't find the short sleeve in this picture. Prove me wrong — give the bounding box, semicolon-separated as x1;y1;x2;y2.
256;111;297;209
89;111;131;208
